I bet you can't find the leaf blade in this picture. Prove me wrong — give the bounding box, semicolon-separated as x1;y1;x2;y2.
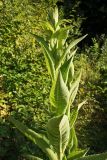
57;35;87;69
67;149;88;160
76;152;107;160
23;154;43;160
34;34;55;79
69;71;82;106
50;71;70;115
9;117;58;160
65;35;87;55
47;115;70;160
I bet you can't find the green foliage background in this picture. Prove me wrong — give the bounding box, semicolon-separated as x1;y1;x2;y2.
0;0;107;159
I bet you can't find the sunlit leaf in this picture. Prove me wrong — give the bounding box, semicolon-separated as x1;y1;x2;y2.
47;115;70;159
34;34;55;79
50;71;70;115
44;22;55;33
61;57;73;84
53;7;58;26
68;127;78;153
65;35;87;55
69;71;82;106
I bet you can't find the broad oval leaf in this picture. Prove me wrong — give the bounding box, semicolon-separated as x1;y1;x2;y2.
47;115;70;160
50;71;70;115
9;117;58;160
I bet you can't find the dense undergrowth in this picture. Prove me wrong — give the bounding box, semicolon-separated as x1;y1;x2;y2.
0;0;107;159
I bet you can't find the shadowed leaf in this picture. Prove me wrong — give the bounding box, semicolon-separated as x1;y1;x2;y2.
76;152;107;160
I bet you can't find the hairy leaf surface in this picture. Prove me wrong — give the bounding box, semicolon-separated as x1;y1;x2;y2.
50;71;70;114
47;115;70;160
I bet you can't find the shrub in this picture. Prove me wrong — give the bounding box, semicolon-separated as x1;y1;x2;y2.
0;0;51;159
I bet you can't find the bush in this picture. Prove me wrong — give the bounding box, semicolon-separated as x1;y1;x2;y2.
0;0;51;159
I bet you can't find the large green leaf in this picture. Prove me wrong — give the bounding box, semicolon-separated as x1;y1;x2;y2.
44;50;55;80
34;35;50;53
47;115;70;160
65;35;87;55
48;8;56;30
58;35;87;69
23;154;43;160
70;100;86;128
67;49;77;85
52;27;70;49
53;7;58;26
76;152;107;160
70;107;78;128
67;49;77;60
68;127;78;153
60;57;73;84
67;101;86;153
49;43;61;69
34;35;55;80
67;62;74;87
67;149;88;160
44;22;55;33
50;71;70;115
69;71;81;106
56;19;72;29
9;117;58;160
